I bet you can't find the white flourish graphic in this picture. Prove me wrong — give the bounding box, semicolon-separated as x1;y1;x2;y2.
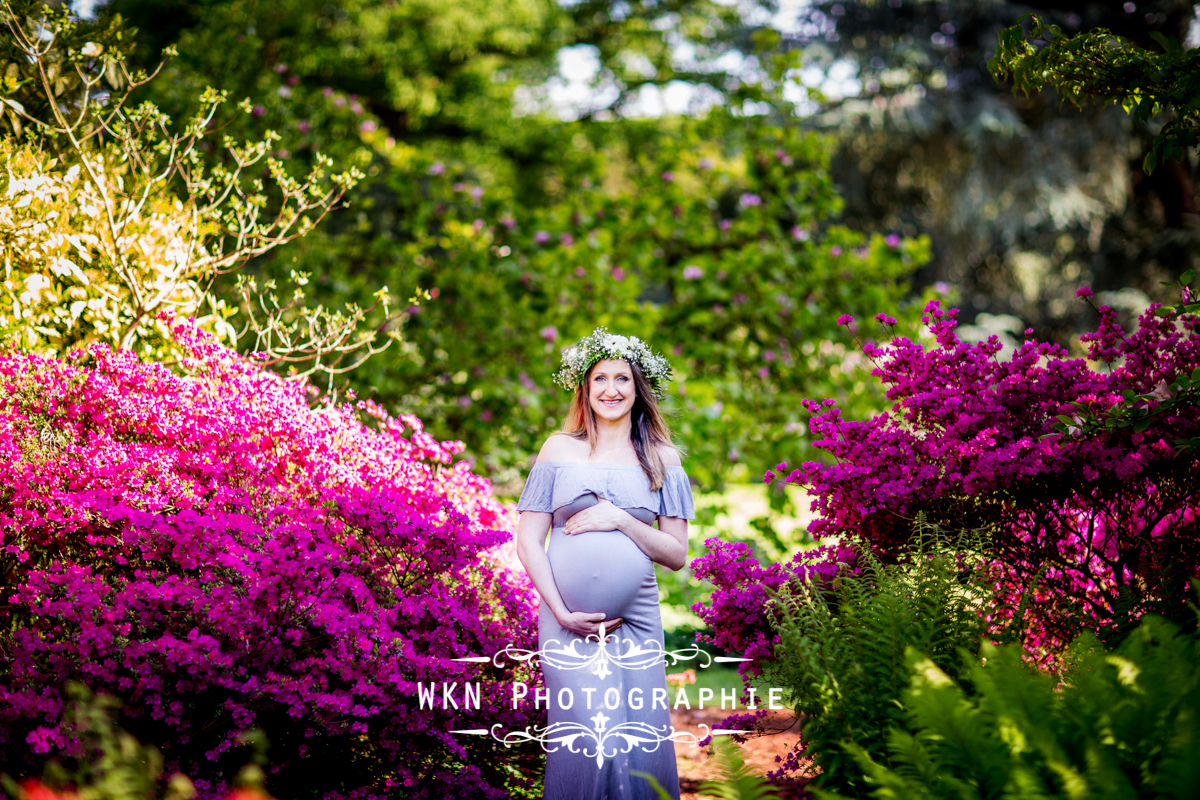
491;717;715;768
494;623;712;678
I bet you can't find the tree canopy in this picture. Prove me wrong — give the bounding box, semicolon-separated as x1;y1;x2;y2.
81;0;931;493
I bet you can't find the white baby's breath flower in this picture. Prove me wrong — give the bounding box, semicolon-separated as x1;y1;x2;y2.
553;326;673;399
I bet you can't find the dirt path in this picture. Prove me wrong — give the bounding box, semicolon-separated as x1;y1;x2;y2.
671;707;812;798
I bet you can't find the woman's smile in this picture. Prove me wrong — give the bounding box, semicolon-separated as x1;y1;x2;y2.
588;359;636;418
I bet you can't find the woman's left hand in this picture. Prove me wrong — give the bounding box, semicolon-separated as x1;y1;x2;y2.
563;496;631;535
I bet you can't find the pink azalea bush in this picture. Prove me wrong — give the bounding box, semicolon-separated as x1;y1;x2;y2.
689;539;860;679
0;314;540;799
688;538;862;761
689;294;1198;790
769;296;1200;654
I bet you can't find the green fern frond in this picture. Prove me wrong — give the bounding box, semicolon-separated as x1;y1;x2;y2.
697;737;781;800
630;770;677;800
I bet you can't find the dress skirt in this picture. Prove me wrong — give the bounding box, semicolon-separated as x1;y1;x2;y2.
538;499;680;800
515;460;695;800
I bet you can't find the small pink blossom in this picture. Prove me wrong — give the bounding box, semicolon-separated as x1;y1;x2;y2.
738;193;763;209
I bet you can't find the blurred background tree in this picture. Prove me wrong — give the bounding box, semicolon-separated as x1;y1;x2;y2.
785;0;1200;347
89;0;930;496
0;0;374;373
32;0;1199;495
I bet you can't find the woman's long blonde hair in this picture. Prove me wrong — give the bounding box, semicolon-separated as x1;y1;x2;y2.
561;359;681;490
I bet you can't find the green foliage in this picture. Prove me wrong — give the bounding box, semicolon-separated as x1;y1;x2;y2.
110;0;754;144
696;737;782;800
0;0;138;141
760;527;991;796
251;103;927;488
634;737;780;800
1152;268;1200;319
103;0;932;487
0;0;379;377
989;12;1200;173
819;613;1200;800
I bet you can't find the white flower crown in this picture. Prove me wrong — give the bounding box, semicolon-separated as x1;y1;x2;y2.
553;327;673;400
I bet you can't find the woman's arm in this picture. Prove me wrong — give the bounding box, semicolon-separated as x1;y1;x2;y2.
515;509;624;638
562;501;688;571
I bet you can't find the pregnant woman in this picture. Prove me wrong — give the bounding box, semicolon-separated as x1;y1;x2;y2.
515;328;694;800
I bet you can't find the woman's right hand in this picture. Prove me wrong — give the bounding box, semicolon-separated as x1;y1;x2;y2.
557;611;624;640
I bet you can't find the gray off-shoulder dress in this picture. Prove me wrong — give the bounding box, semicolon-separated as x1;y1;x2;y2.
517;460;695;800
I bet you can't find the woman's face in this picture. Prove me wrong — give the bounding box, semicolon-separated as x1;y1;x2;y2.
587;359;636;422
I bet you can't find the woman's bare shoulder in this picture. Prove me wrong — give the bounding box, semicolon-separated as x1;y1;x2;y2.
656;442;682;466
536;433;588;463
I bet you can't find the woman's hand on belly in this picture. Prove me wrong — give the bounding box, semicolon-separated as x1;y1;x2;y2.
557;610;625;639
563;496;631;535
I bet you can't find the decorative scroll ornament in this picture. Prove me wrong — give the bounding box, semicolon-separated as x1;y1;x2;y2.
493;622;712;679
491;718;717;769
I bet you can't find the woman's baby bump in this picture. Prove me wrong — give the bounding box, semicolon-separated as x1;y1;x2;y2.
547;528;654;618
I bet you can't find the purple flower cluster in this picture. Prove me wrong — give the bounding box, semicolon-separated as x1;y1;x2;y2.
690;538;860;679
0;315;539;799
770;297;1200;654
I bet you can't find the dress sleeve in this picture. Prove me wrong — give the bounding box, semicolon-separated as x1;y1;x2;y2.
659;468;695;520
516;462;556;513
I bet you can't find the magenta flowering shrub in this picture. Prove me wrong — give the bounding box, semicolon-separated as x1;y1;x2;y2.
769;296;1200;653
690;538;860;677
0;315;540;799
